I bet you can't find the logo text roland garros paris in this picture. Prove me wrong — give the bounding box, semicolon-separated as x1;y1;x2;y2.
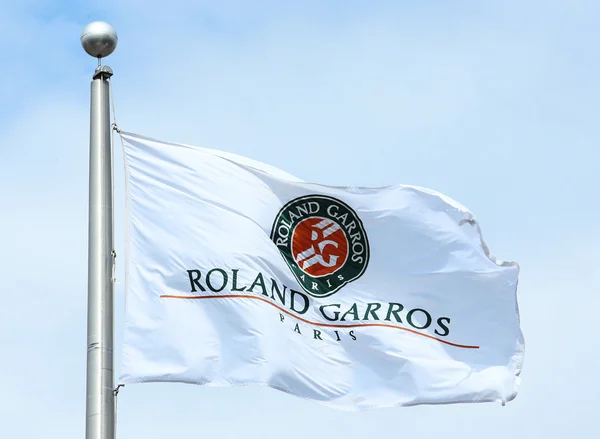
270;195;370;298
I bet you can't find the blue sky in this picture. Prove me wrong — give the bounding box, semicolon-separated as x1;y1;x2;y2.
1;0;599;437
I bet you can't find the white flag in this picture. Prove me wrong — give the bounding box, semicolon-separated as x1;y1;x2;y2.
119;131;524;411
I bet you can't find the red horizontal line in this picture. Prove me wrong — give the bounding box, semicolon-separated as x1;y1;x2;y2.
160;294;479;350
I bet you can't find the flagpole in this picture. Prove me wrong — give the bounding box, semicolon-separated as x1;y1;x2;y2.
81;22;118;439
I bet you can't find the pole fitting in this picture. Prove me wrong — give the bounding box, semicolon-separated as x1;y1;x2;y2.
93;65;114;80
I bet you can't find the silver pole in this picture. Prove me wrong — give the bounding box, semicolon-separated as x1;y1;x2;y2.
81;22;118;439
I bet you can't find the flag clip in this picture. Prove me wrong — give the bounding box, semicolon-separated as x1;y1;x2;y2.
111;250;117;283
113;384;124;396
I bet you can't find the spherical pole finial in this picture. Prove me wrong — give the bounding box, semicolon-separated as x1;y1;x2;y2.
81;21;118;59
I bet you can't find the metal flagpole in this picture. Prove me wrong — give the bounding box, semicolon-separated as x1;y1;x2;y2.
81;21;118;439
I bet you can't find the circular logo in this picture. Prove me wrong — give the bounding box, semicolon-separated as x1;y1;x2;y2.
271;195;369;298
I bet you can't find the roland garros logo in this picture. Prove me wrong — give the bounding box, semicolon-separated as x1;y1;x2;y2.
271;195;369;298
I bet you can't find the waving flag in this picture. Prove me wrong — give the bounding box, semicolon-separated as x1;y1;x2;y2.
119;131;524;411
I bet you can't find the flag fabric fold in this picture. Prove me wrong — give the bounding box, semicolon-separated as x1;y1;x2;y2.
119;131;524;411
